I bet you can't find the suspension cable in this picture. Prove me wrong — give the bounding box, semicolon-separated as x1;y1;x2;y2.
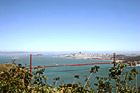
15;55;29;64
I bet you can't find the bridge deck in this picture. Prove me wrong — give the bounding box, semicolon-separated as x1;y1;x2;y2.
26;62;112;69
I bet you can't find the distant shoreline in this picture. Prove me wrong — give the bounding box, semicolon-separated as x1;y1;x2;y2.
53;52;113;61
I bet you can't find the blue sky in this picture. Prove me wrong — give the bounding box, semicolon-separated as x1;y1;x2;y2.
0;0;140;51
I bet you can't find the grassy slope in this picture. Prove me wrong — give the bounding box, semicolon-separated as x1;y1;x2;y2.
0;63;15;72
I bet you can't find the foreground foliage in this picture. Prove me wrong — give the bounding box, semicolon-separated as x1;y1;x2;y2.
0;62;140;93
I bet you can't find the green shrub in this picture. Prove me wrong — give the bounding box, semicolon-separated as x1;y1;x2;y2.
0;62;140;93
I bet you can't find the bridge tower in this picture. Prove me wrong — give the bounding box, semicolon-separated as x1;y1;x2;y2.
30;54;32;74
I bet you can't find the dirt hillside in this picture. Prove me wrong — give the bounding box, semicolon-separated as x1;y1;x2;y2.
0;63;15;72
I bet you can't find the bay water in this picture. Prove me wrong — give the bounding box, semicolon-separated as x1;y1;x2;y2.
0;53;140;90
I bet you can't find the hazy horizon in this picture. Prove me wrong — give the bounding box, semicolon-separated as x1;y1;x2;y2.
0;50;140;55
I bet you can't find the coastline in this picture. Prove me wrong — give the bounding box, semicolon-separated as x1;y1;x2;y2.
53;56;113;62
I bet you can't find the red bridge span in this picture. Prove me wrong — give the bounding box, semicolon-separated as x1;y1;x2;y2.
26;62;112;69
15;53;116;73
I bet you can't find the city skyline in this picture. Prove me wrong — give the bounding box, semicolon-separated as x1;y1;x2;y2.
0;0;140;51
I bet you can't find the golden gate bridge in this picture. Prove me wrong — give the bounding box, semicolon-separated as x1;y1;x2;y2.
14;53;116;74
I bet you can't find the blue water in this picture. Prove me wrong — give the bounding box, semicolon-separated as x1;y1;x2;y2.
0;54;140;90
